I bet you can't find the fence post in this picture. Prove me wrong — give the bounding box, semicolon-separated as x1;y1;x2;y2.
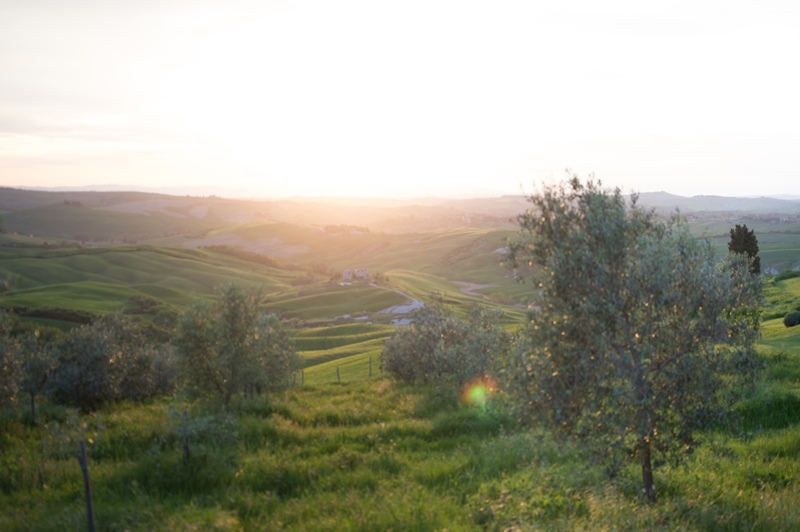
336;366;341;384
181;409;191;463
78;440;96;532
369;356;373;378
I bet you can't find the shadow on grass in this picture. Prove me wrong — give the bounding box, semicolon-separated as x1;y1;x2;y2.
736;391;800;432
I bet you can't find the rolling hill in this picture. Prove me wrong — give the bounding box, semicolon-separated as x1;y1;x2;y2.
0;186;798;369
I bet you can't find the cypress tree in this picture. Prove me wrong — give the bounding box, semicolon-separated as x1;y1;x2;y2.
729;224;761;275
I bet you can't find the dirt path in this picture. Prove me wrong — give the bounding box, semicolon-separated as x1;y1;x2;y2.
375;285;425;325
377;280;496;326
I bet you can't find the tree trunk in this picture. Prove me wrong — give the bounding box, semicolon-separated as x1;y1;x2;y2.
640;436;656;504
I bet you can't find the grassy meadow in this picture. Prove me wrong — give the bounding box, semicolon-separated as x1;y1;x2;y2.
1;188;800;529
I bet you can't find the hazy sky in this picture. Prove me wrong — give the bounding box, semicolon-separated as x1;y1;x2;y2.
1;0;797;198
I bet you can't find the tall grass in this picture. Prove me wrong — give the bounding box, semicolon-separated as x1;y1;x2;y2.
3;352;800;531
0;381;530;530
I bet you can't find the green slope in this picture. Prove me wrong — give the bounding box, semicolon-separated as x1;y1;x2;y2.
178;222;517;282
293;323;395;351
267;283;407;320
760;276;800;356
0;246;303;318
3;204;222;242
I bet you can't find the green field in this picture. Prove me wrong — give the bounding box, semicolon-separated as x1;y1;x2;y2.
0;246;304;320
267;283;406;320
294;323;393;378
3;204;224;243
710;232;800;272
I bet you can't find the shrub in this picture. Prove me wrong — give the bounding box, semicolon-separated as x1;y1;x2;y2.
380;305;509;395
173;284;301;406
14;332;55;419
47;313;172;410
774;270;800;282
0;314;19;410
784;312;800;328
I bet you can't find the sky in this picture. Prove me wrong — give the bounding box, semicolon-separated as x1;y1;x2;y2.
0;0;798;198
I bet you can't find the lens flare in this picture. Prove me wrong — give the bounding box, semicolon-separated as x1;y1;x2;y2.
460;375;497;410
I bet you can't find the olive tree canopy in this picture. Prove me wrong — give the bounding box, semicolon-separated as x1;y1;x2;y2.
48;313;170;411
380;304;509;395
173;284;299;405
502;176;761;503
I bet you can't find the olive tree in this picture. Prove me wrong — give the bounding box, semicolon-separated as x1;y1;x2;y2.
15;332;55;419
48;313;170;410
381;304;509;395
503;176;762;504
0;313;60;415
0;313;19;410
172;284;300;406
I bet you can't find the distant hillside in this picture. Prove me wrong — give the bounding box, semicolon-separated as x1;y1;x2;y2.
1;187;523;234
0;187;176;212
635;192;800;214
3;203;224;243
6;188;799;234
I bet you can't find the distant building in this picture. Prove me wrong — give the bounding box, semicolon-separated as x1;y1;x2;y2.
341;268;369;281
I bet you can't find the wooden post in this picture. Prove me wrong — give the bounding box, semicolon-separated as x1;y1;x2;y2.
301;369;305;386
369;357;373;378
78;440;96;532
182;409;190;463
336;366;341;384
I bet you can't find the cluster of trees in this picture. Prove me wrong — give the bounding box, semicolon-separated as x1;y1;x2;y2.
0;314;149;415
0;285;300;415
380;176;763;504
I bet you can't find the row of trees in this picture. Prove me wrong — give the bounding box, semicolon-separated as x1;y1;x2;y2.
380;176;763;504
0;285;300;414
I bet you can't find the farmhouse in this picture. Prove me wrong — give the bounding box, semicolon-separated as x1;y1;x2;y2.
342;268;369;281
